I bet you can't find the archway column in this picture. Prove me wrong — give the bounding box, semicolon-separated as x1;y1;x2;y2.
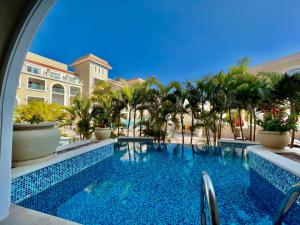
0;0;55;220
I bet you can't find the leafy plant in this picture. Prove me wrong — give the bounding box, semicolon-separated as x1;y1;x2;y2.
258;109;297;133
91;103;110;128
65;96;94;140
14;101;64;124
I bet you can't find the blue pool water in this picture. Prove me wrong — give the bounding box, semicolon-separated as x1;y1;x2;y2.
18;142;298;225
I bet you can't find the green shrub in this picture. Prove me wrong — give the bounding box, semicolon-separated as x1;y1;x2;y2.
258;109;297;133
14;101;64;124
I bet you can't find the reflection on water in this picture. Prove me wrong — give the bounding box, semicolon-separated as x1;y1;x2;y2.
115;141;249;170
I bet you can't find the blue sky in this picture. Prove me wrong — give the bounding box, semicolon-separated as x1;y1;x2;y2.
30;0;300;84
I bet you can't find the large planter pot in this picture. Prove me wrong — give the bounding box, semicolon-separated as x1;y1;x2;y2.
12;123;60;167
257;131;290;149
94;127;111;140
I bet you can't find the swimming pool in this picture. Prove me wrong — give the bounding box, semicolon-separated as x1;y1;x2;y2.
14;142;300;225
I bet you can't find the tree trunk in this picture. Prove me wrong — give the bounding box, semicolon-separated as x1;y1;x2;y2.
164;119;168;143
253;110;256;141
206;127;211;145
213;122;217;146
139;109;143;136
249;110;252;141
238;108;244;140
181;113;184;144
204;126;209;145
290;104;295;148
217;113;223;140
228;109;236;140
190;112;194;144
133;107;137;137
290;130;295;148
127;108;132;137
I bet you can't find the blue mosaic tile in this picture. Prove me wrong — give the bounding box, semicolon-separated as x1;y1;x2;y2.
11;144;113;203
249;152;300;224
219;140;258;148
12;142;300;225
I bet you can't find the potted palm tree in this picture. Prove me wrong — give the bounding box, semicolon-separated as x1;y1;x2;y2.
91;103;112;140
13;101;62;166
257;109;297;149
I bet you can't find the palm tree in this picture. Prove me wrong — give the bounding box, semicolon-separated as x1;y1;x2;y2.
111;90;128;135
168;82;188;144
91;80;114;129
273;73;300;147
65;96;94;140
140;87;165;142
195;79;210;144
121;86;134;136
185;81;201;144
227;58;251;140
131;84;145;137
203;75;224;145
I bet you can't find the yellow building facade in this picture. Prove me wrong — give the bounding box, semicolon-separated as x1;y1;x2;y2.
16;52;143;106
250;52;300;75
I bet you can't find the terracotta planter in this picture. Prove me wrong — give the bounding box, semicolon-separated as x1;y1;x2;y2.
257;131;290;149
94;127;111;140
12;123;60;167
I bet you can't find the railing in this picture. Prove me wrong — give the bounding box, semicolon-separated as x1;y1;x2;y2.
23;65;83;86
273;183;300;225
200;172;220;225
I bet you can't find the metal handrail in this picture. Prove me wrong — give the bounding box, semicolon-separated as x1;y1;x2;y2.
201;172;220;225
273;183;300;225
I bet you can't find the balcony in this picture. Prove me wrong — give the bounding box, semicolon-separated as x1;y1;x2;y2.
23;64;83;86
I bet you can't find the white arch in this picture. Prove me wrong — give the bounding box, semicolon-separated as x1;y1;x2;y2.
0;0;55;220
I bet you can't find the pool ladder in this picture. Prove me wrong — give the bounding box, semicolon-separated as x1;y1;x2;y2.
200;172;300;225
200;172;220;225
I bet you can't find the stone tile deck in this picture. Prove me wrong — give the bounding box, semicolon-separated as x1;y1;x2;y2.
0;204;79;225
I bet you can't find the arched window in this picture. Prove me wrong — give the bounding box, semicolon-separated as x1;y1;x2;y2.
51;83;65;105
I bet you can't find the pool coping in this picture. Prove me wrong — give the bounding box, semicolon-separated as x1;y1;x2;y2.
12;139;116;179
219;138;260;145
247;145;300;177
56;139;92;153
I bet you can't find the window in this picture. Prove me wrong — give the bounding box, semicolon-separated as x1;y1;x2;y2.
70;86;81;96
52;83;64;94
51;84;65;105
27;96;45;104
27;77;46;91
27;66;41;75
